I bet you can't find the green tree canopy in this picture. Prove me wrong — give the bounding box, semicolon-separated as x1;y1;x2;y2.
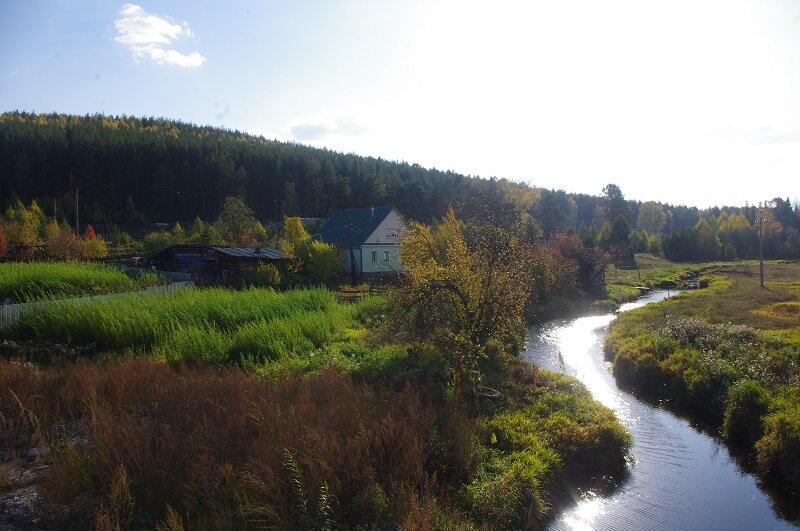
602;183;628;222
217;196;258;245
637;201;666;234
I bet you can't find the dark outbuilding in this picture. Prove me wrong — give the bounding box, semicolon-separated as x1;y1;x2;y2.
144;244;292;282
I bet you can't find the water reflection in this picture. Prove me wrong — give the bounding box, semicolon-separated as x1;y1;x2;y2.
525;292;798;531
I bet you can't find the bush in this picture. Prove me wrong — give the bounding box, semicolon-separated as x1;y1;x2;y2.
755;394;800;492
722;379;771;446
254;262;281;288
302;239;342;283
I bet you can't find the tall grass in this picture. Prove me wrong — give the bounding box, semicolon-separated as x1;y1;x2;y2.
0;358;463;529
0;261;163;303
8;287;338;350
6;287;375;370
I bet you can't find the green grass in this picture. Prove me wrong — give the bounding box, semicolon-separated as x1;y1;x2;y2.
466;369;631;528
605;260;800;495
604;253;724;303
6;286;394;372
0;261;163;303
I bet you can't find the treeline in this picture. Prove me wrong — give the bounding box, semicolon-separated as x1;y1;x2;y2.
579;197;800;262
2;111;799;262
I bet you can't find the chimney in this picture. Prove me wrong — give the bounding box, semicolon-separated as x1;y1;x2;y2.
370;206;374;219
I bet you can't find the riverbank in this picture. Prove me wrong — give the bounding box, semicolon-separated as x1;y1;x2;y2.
525;290;798;529
605;261;800;503
1;285;632;529
528;254;720;323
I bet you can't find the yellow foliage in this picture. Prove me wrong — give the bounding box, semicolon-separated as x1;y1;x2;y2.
395;207;538;391
281;216;310;255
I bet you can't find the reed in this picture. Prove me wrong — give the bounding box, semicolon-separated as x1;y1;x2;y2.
6;287;388;373
0;261;163;302
9;287;339;351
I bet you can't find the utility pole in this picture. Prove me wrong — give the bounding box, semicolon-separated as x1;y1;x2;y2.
756;200;775;288
758;202;765;288
75;187;79;236
346;211;358;286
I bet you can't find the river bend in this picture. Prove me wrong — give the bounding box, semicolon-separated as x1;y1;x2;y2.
524;292;798;531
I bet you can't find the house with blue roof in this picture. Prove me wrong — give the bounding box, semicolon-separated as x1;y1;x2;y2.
314;206;404;278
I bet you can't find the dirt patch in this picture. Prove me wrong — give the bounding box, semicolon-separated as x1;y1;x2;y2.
0;458;88;530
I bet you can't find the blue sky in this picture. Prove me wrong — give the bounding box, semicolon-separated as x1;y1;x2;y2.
2;1;799;208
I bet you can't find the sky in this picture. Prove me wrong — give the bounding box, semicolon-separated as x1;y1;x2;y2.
1;0;799;209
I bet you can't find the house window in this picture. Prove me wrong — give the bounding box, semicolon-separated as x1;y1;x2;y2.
371;250;377;264
383;250;390;263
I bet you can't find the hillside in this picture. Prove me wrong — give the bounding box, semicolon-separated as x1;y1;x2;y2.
2;112;798;262
0;112;646;228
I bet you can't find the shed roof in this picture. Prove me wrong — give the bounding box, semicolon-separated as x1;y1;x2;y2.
211;246;290;260
147;244;290;262
315;206;396;248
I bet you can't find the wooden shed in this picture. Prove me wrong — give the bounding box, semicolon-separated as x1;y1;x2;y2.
145;244;292;282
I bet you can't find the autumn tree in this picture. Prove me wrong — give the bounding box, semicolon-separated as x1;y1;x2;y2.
44;219;80;259
393;207;537;395
4;200;41;246
302;240;342;283
754;207;783;258
0;224;8;258
637;201;666;234
279;216;310;256
171;222;186;243
694;218;720;261
719;212;757;259
217;196;258;245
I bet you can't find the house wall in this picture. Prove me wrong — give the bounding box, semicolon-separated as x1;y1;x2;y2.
361;245;401;274
363;209;402;245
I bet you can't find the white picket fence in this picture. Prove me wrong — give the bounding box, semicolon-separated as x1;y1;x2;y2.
0;281;192;330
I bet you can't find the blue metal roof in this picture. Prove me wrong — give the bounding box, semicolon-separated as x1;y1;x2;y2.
315;206;395;248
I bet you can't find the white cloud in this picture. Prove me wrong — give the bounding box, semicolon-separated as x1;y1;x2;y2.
718;126;800;145
247;127;291;142
114;4;205;68
286;113;368;141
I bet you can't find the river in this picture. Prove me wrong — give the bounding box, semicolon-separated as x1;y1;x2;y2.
524;291;798;531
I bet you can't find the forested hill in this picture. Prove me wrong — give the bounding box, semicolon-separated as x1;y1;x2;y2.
1;111;511;225
0;111;642;227
1;112;794;252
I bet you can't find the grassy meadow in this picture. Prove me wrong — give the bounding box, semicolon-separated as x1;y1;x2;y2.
603;253;721;303
0;261;163;303
0;282;632;528
605;260;800;494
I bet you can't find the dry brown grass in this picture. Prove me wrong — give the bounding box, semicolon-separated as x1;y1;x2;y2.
0;358;476;529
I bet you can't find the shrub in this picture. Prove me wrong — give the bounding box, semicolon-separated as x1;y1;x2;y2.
302;240;342;283
722;379;771;446
755;394;800;492
254;262;281;287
